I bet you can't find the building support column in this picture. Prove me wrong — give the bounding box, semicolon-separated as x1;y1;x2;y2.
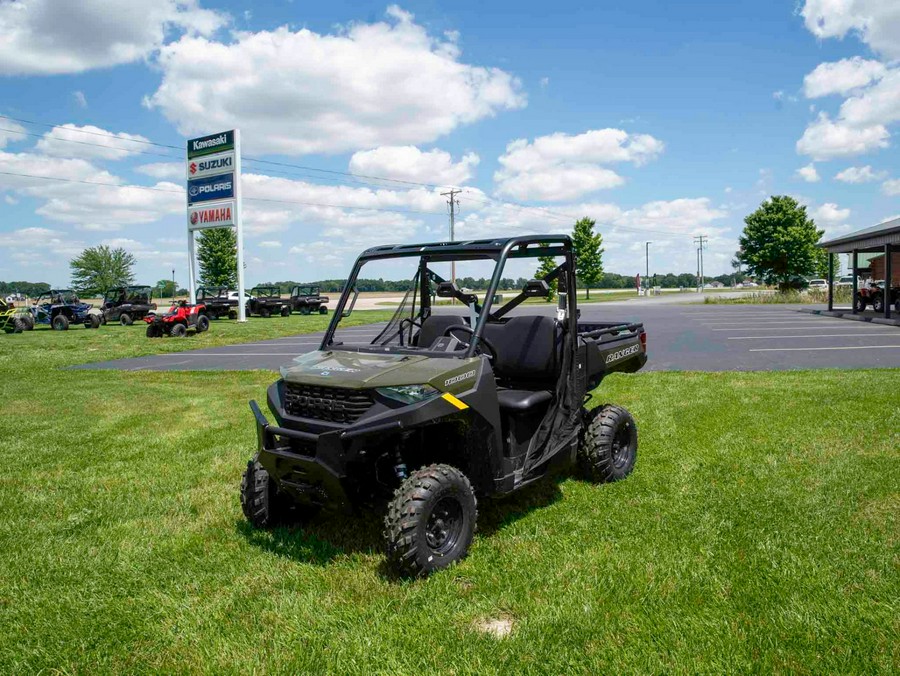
851;249;859;315
827;252;834;311
885;244;893;319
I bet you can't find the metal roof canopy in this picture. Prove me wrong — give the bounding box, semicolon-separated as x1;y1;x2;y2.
819;217;900;253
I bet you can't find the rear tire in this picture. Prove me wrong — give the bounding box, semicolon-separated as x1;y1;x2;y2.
87;314;101;329
228;310;237;320
146;323;162;338
241;458;291;528
11;317;24;333
872;295;884;313
319;306;328;315
120;313;133;326
384;464;477;578
854;294;867;312
52;314;69;331
578;405;638;483
281;306;291;317
22;314;34;330
196;315;210;333
170;323;187;337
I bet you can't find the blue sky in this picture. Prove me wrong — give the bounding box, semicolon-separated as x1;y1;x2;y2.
1;0;898;287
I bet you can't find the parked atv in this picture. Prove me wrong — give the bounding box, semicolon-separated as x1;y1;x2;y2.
247;286;289;317
855;280;900;313
144;300;209;337
100;285;157;325
30;290;99;330
197;287;239;320
0;299;32;333
288;285;330;315
241;235;648;577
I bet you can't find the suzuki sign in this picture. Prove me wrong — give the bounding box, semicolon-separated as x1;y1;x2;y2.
187;150;235;180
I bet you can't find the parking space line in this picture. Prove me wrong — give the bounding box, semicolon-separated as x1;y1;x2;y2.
729;332;899;340
749;345;900;352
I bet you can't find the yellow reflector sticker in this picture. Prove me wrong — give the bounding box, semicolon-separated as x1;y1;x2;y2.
442;392;468;410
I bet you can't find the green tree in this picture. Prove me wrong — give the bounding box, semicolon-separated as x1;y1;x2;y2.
735;196;825;291
197;228;237;288
155;279;177;299
571;216;604;298
535;247;559;302
69;245;135;295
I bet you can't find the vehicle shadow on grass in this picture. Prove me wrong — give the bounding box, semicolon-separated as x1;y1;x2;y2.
236;474;567;580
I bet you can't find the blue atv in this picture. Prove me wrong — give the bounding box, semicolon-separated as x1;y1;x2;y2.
30;290;101;330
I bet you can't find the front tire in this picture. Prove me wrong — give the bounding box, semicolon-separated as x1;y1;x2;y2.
872;294;884;313
11;317;24;333
384;464;477;578
578;405;638;483
241;458;291;528
854;294;867;312
146;323;162;338
196;315;210;333
228;310;237;320
170;323;187;337
281;306;291;317
120;313;133;326
87;314;101;329
52;314;69;331
319;306;328;315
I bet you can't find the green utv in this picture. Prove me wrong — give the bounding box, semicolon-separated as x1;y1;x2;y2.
242;235;647;576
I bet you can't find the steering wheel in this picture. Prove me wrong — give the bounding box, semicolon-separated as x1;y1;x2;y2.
443;324;498;361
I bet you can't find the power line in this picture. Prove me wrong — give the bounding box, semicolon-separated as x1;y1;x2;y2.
0;113;182;151
0;169;445;216
0;126;181;161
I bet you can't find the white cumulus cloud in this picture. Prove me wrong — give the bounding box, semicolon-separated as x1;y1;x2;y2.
796;163;821;182
882;178;900;196
796;113;889;160
494;128;664;201
803;57;886;98
834;165;886;183
0;0;227;75
348;146;479;186
812;202;851;226
800;0;900;60
146;7;525;155
35;124;153;160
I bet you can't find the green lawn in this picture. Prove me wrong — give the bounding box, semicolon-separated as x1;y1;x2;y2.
0;319;897;673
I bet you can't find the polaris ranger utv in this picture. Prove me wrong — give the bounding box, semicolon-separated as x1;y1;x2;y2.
246;286;290;317
241;236;647;576
100;285;156;325
197;286;239;320
288;285;330;315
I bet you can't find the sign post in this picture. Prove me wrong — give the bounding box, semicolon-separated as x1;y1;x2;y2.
185;129;246;321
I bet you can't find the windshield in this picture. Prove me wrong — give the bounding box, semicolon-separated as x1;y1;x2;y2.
43;290;79;304
253;287;279;298
325;249;559;356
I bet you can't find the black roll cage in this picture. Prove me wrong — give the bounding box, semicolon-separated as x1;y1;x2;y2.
322;235;577;358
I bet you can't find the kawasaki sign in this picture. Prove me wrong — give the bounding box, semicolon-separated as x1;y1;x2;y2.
187;130;234;158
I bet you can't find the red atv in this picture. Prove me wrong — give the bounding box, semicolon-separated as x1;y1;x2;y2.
144;301;209;337
855;280;900;313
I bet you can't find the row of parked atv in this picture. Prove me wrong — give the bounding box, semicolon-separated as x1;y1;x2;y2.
1;284;330;334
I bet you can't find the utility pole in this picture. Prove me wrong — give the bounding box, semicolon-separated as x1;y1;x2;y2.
645;242;652;293
172;268;176;303
694;234;708;291
441;188;461;284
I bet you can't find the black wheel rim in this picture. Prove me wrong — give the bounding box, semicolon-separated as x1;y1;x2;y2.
611;421;633;469
424;496;463;555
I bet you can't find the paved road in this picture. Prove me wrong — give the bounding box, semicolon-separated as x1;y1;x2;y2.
73;302;900;372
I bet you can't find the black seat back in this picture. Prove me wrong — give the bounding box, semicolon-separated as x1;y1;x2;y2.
483;315;559;385
418;315;467;347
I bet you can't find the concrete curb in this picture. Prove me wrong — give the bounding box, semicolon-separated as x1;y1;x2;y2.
798;308;900;327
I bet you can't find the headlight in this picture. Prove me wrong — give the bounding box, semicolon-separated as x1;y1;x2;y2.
376;384;440;405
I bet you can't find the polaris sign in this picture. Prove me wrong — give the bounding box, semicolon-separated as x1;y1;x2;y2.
187;150;234;180
187;172;234;205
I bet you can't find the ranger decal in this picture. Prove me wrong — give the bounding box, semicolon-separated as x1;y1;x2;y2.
444;369;476;387
605;344;640;364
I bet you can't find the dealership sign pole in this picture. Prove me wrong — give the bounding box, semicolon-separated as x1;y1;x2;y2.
185;129;246;321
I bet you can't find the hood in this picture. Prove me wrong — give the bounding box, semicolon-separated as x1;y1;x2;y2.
281;350;481;390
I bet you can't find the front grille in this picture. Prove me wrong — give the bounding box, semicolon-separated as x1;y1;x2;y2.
283;383;374;423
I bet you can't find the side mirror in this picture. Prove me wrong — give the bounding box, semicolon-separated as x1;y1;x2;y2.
522;279;550;297
341;287;359;317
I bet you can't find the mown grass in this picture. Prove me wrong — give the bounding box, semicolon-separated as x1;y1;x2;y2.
0;318;897;674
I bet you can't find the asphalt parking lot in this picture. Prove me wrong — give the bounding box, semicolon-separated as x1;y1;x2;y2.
73;303;900;372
